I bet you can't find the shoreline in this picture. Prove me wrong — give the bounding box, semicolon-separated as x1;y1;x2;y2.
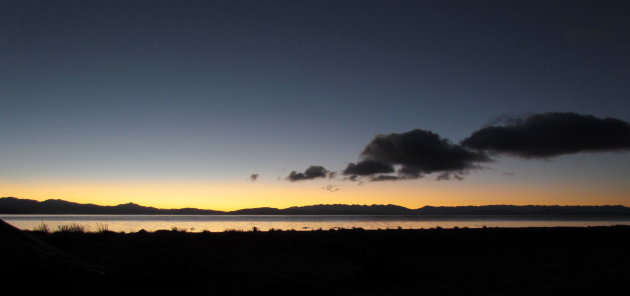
17;223;630;234
4;214;630;234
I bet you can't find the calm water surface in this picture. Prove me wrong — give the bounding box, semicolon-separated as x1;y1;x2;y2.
3;215;630;232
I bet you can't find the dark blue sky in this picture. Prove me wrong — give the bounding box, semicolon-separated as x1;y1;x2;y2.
2;1;630;207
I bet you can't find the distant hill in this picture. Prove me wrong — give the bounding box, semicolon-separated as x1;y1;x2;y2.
2;197;630;216
282;204;413;215
0;197;223;215
413;205;630;216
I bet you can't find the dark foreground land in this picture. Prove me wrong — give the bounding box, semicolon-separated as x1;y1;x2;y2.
3;222;630;295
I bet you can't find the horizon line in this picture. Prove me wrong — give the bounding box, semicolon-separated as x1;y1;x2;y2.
2;196;628;213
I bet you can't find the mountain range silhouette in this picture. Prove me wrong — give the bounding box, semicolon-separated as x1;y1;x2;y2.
2;197;630;216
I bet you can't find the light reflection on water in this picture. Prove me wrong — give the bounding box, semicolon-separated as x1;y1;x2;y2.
2;215;630;233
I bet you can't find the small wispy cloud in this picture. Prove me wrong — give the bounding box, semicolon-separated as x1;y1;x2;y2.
321;184;341;192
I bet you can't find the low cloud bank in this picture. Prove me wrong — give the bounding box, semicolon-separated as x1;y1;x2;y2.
462;112;630;158
285;112;630;182
342;129;489;181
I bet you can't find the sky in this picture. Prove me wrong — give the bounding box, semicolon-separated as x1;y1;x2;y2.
1;0;630;210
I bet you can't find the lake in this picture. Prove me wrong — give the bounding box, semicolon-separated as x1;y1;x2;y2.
3;214;630;232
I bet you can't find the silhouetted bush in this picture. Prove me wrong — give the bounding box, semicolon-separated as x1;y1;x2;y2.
95;223;110;233
56;223;87;233
32;222;50;233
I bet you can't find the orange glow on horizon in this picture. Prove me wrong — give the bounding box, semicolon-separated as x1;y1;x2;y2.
2;179;629;211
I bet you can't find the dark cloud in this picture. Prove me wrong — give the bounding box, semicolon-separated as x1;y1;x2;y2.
249;174;259;181
462;112;630;158
287;165;329;182
342;160;394;176
370;175;405;182
283;113;629;183
343;129;489;181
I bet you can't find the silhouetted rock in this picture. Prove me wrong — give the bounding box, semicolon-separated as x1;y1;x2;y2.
0;219;103;291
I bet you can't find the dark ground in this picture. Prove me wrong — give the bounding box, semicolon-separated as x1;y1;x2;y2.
3;224;630;295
